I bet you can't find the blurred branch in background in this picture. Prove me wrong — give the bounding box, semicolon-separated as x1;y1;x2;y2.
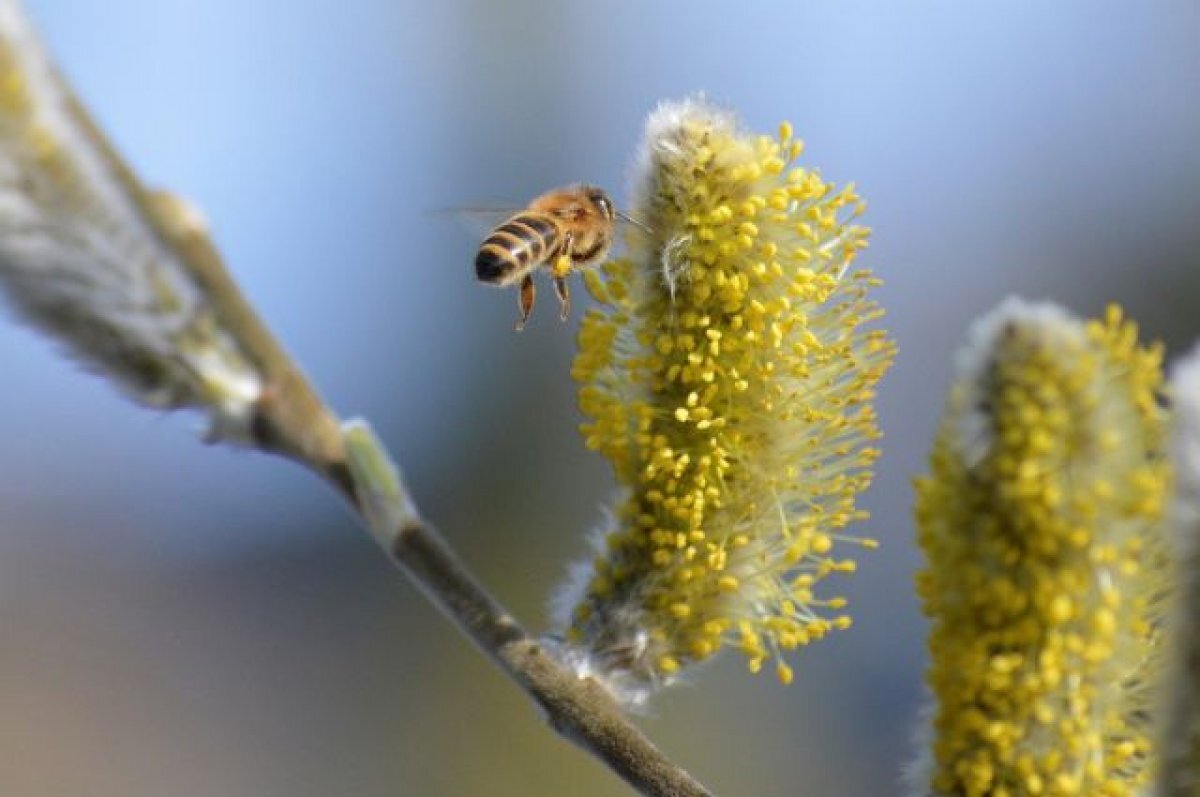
0;2;709;795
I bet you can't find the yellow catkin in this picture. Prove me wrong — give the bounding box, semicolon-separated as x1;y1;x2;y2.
557;98;895;702
913;299;1170;797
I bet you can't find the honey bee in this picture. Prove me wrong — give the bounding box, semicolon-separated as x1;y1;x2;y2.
474;184;621;331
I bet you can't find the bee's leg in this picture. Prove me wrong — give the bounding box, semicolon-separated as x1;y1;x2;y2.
516;273;536;332
553;275;570;321
551;231;574;280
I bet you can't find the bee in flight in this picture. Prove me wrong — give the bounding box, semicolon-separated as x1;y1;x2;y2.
474;184;628;331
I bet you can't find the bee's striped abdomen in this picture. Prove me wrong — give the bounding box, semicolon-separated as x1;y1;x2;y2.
475;213;560;285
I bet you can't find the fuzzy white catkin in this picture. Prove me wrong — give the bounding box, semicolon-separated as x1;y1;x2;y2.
557;97;893;706
0;0;262;438
1159;344;1200;796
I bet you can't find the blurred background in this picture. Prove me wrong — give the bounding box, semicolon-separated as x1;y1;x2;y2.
1;1;1198;795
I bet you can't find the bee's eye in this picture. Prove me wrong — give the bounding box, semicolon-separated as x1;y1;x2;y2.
593;194;614;220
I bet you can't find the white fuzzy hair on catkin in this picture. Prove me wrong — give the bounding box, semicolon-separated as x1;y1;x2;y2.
0;0;262;436
1159;344;1200;792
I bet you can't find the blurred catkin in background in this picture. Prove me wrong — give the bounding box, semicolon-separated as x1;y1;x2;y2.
1161;349;1200;794
0;3;263;437
912;301;1170;797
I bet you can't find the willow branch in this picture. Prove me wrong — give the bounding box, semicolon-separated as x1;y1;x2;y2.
343;423;713;797
220;311;711;797
57;54;712;797
59;84;349;486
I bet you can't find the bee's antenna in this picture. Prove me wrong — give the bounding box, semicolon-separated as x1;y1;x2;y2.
617;210;652;233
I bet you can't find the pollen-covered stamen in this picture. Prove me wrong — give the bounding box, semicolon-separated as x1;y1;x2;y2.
554;98;895;704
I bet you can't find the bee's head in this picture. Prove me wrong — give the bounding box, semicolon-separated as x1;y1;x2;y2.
584;186;615;222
